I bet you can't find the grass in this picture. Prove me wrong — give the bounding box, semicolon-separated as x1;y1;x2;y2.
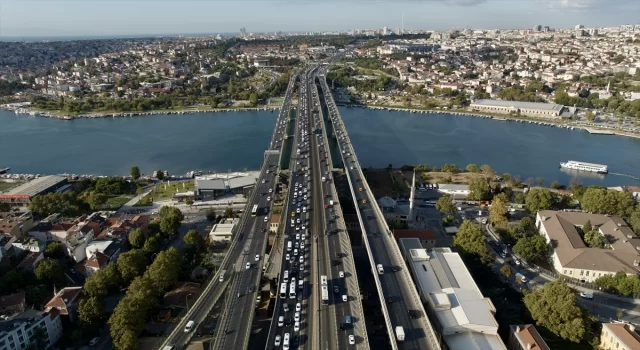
268;97;285;106
134;180;194;206
105;195;134;208
0;182;23;192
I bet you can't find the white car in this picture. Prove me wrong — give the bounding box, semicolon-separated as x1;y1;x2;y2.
274;335;281;346
299;256;304;264
301;234;306;241
267;196;271;201
301;225;306;230
269;188;273;193
286;254;290;261
296;302;301;312
294;312;300;322
296;234;300;240
294;321;300;332
255;254;260;261
264;216;268;222
296;208;300;213
245;262;251;270
299;263;304;271
261;179;266;184
296;218;301;224
342;295;348;302
349;335;355;345
339;271;344;278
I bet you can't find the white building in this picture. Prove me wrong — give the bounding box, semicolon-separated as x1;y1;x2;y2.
209;218;239;242
536;210;640;282
0;310;63;350
398;239;506;350
436;184;470;197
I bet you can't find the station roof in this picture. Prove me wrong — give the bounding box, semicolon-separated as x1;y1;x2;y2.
4;175;67;197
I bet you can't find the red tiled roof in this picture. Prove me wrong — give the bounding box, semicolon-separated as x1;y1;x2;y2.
85;251;109;270
45;287;82;315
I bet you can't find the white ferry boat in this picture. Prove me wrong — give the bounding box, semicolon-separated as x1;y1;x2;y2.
559;160;608;174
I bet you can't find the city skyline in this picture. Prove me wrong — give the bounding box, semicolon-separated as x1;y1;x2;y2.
1;0;639;38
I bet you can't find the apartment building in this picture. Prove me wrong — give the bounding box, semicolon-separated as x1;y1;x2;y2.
600;323;640;350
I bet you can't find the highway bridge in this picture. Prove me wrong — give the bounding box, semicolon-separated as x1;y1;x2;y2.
158;73;297;350
315;68;443;350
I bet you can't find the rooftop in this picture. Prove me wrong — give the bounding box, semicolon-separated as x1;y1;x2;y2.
3;176;67;198
0;309;52;334
398;239;505;349
510;324;550;350
471;99;564;112
537;210;640;273
602;323;640;348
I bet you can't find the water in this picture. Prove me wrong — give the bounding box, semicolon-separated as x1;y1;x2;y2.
339;108;640;187
1;108;639;187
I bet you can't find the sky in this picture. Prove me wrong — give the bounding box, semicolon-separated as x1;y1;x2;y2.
0;0;638;38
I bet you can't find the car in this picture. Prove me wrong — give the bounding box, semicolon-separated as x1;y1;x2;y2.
274;335;281;346
294;312;300;322
301;225;306;230
255;254;260;261
249;285;255;293
299;256;304;264
294;321;300;332
513;259;521;266
269;188;273;193
334;286;339;294
261;179;266;184
296;302;301;312
301;234;306;241
296;234;300;240
264;216;268;222
299;264;304;271
339;271;345;278
345;315;352;324
349;335;355;345
245;262;251;270
267;196;271;201
286;254;290;261
296;208;301;213
89;337;100;346
342;295;348;302
296;218;301;224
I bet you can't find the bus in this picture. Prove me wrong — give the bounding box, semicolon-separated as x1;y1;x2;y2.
289;283;297;299
279;283;288;299
320;275;329;305
251;204;259;216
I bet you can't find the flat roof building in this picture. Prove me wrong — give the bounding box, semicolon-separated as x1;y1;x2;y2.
0;309;63;350
470;99;565;119
209;218;239;242
536;210;640;282
398;238;506;350
195;172;258;200
0;176;68;206
436;184;470;197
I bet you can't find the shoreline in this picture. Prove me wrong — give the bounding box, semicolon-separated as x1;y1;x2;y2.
362;104;640;140
1;105;281;120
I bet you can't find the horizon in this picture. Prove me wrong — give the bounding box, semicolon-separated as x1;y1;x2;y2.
1;0;639;38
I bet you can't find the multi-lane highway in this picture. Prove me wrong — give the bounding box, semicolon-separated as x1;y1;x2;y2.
265;69;318;350
158;74;297;350
316;70;442;350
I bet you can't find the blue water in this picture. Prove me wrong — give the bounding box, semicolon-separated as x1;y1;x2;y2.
1;108;639;187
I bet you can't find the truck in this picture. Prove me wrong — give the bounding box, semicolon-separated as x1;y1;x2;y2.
376;264;384;274
395;326;405;342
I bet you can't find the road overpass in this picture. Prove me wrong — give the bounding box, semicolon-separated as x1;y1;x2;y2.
158;73;298;350
315;68;443;350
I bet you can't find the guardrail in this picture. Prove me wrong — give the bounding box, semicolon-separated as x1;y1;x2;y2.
318;77;442;350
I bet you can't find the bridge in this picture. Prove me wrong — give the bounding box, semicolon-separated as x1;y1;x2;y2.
315;67;443;350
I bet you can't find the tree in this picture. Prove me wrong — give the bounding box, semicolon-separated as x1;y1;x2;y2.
117;250;148;281
184;229;206;252
86;191;107;210
158;206;184;235
525;188;554;213
586;110;595;121
127;276;160;311
500;264;513;278
584;230;607;248
582;220;592;233
489;197;508;225
35;260;66;289
44;242;65;259
519;217;534;232
594;271;640;296
435;194;456;216
630;207;640;234
206;209;217;222
249;92;258;106
128;228;146;248
466;164;480;173
453;220;492;262
513;235;549;262
109;298;146;350
130;166;141;180
524;279;586;343
581;187;634;216
145;247;181;291
143;236;160;255
156;170;165;180
79;296;105;325
514;192;526;204
480;164;496;178
468;177;491;201
224;207;234;218
83;264;121;299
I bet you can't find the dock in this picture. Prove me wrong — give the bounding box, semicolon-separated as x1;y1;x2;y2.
584;127;614;135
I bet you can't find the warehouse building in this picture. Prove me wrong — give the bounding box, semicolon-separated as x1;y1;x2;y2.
470;99;566;119
194;172;258;200
0;176;68;207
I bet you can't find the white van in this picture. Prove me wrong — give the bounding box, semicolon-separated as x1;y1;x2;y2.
219;270;226;282
184;320;195;333
580;291;594;299
287;241;292;252
283;270;289;283
283;333;290;350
